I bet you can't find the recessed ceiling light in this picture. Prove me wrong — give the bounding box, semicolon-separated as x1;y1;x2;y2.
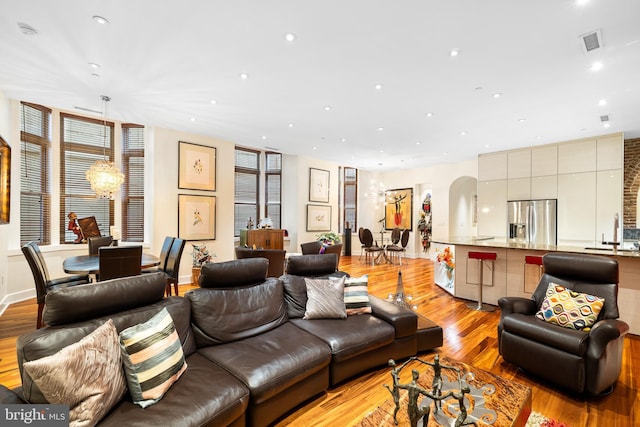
190;117;196;122
239;73;249;79
443;152;448;156
210;99;217;105
460;131;467;136
474;86;483;91
590;61;603;72
92;15;109;25
450;49;460;57
375;83;383;90
377;127;384;131
416;141;421;145
88;63;100;69
341;138;346;142
518;118;526;123
425;112;433;118
288;123;294;128
91;73;100;78
17;22;38;36
576;0;589;6
312;146;317;150
598;99;607;106
379;150;384;153
492;93;502;99
536;136;542;140
485;144;490;148
603;122;611;128
284;32;296;42
323;106;331;111
261;136;267;140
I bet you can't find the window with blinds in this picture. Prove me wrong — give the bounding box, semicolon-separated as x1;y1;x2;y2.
60;113;113;243
234;148;260;236
265;152;282;229
122;124;144;242
343;167;358;230
20;102;51;245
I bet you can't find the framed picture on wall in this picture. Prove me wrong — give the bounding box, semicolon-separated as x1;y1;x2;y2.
385;188;413;231
0;135;10;224
309;167;330;203
178;141;216;191
306;204;332;231
178;194;216;240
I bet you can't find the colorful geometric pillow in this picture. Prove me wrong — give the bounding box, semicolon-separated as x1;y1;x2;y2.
535;282;605;331
303;277;347;319
23;319;127;426
343;275;372;315
119;308;187;408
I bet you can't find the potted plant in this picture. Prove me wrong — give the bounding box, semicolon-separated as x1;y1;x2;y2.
191;243;215;285
316;232;341;245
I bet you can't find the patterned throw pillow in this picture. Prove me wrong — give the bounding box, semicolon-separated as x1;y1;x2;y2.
343;275;372;315
303;277;347;319
119;308;187;408
23;319;127;427
535;282;605;331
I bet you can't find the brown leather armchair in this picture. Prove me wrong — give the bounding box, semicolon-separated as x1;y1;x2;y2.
498;252;629;395
234;246;286;277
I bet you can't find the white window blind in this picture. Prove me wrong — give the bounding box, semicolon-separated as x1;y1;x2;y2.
265;152;281;229
234;148;259;236
343;167;358;230
122;124;144;242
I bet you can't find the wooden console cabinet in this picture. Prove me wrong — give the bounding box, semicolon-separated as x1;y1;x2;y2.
240;229;284;250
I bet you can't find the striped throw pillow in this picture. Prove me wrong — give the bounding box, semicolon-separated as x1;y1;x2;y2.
344;275;372;315
119;308;187;408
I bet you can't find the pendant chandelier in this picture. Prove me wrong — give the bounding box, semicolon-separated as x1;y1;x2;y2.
85;95;124;199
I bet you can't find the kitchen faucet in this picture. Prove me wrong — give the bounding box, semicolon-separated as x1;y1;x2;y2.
601;213;620;253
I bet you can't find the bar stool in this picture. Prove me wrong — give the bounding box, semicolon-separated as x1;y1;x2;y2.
467;251;496;312
524;255;544;293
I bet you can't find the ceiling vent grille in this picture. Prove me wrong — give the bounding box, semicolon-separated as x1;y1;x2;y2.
600;115;610;122
580;30;603;53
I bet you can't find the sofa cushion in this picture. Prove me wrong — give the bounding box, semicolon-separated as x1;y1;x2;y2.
98;353;250;427
535;282;604;331
119;308;187;408
197;322;331;403
23;319;126;425
186;278;287;347
291;315;395;362
285;253;340;276
503;313;588;355
343;275;372;315
303;277;347;319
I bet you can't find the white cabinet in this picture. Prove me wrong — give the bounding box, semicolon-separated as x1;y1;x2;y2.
557;172;596;243
478;152;508;181
508;150;531;179
597;134;623;170
531;145;558;177
596;169;622;242
477;180;507;237
531;175;558;199
558;140;597;174
507;177;531;200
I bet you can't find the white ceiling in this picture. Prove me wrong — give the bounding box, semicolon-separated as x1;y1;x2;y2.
1;0;639;171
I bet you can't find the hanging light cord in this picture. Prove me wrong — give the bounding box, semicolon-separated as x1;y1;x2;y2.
101;95;110;161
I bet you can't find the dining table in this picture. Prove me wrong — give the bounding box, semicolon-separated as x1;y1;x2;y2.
63;253;161;275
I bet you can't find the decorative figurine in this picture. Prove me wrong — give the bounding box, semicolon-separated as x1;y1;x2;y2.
397;369;434;427
247;217;254;229
67;212;84;243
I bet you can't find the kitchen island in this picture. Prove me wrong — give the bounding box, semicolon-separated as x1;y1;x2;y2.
432;237;640;335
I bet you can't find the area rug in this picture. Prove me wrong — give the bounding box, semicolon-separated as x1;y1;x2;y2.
526;411;568;427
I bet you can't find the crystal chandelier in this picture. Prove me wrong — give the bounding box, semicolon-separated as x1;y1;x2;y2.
85;95;124;199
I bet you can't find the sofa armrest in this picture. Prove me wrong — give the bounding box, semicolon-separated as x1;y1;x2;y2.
587;319;630;358
369;295;417;339
498;297;537;316
0;385;27;404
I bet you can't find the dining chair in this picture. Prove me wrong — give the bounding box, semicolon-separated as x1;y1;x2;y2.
387;229;410;265
142;236;174;273
98;245;143;281
164;238;186;296
87;235;114;255
358;227;366;260
21;241;90;328
362;228;383;265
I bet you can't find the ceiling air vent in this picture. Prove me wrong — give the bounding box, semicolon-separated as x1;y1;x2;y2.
580;30;603;53
600;115;610;122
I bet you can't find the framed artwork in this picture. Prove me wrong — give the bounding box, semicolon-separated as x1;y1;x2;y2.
0;135;10;224
309;167;330;203
179;141;216;191
385;188;413;231
178;194;216;240
306;204;332;231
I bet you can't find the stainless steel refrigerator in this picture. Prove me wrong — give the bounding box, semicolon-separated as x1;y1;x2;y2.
507;199;557;245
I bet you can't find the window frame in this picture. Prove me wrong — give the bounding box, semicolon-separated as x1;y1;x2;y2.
343;166;358;231
234;147;260;237
121;123;145;242
265;151;282;229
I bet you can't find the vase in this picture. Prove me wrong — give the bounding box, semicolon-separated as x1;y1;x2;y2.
446;269;453;281
191;267;201;286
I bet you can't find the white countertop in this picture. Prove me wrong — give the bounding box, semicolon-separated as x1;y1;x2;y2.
431;236;640;258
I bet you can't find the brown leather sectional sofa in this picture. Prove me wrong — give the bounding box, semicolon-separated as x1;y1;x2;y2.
0;254;442;427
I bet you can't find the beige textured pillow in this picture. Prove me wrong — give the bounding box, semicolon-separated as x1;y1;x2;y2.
303;276;347;319
23;319;127;427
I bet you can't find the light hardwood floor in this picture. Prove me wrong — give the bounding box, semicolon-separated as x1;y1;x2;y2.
1;256;638;426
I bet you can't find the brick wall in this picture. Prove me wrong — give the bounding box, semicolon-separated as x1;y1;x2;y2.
624;138;640;228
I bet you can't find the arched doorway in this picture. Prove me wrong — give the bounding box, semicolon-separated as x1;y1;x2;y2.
449;176;478;238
